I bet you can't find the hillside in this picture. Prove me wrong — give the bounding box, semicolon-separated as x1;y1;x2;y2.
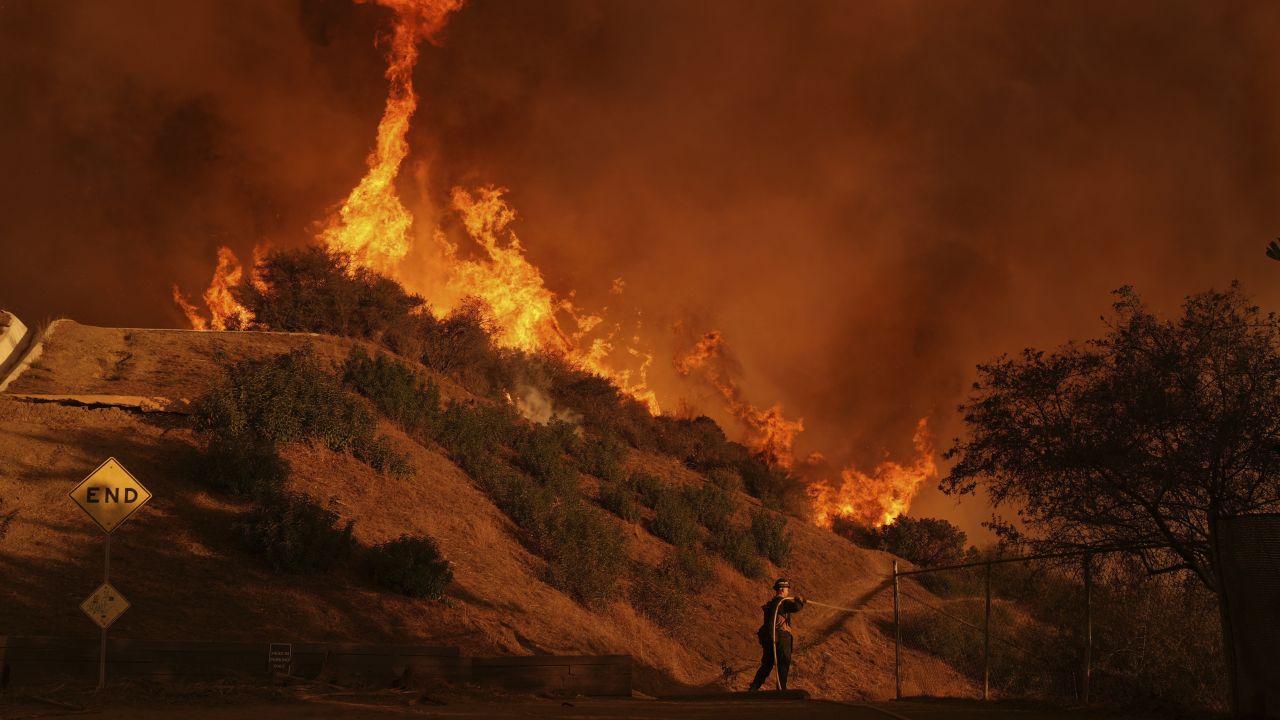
0;319;973;699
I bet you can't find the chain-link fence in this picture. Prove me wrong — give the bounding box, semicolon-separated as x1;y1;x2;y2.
890;548;1228;711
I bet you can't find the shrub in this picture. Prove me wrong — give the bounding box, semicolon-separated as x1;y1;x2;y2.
836;515;970;568
649;488;699;546
194;435;289;497
547;361;658;450
574;432;628;483
355;434;415;478
420;299;508;395
194;345;376;453
687;483;735;532
342;348;440;434
710;524;763;578
738;459;809;514
599;483;643;523
240;492;355;573
626;472;665;508
544;502;627;608
708;467;743;494
369;534;453;600
512;421;578;492
750;509;792;566
436;401;518;471
236;246;426;343
630;547;714;631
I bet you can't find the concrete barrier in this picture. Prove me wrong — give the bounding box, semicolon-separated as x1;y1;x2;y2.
0;637;632;696
0;311;29;385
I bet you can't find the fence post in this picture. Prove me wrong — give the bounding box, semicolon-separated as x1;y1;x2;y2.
893;560;901;700
983;561;992;701
1082;553;1092;705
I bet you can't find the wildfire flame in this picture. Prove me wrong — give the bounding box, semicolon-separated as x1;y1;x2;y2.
171;246;253;331
169;0;935;528
807;417;938;528
320;0;463;274
676;330;936;528
444;186;575;354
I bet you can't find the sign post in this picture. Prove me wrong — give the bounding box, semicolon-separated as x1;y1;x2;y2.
69;457;151;690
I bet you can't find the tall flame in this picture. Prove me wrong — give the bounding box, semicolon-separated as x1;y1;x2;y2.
441;186;660;411
320;0;463;273
807;417;938;528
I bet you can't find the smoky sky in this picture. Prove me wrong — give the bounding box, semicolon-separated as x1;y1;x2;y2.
4;0;1280;535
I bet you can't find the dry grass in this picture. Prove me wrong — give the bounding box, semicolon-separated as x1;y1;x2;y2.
0;321;975;700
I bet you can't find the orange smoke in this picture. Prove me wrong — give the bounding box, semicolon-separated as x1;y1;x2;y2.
807;417;938;528
169;0;930;528
171;246;253;331
675;331;804;467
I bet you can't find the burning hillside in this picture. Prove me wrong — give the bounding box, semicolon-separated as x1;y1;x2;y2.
171;0;936;530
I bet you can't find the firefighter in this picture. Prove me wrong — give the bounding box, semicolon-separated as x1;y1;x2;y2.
748;578;807;691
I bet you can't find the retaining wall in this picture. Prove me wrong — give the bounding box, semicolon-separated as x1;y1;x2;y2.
0;636;632;696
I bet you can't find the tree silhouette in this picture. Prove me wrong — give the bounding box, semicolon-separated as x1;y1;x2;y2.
944;284;1280;593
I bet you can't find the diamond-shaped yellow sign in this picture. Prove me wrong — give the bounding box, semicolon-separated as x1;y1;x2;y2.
69;457;152;534
81;582;130;629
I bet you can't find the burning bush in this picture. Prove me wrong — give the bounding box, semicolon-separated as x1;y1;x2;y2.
368;534;453;601
236;247;425;345
547;361;656;450
750;509;792;567
420;299;511;396
240;492;355;573
630;547;714;632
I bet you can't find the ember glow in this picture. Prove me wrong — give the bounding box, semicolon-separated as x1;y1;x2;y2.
171;0;936;528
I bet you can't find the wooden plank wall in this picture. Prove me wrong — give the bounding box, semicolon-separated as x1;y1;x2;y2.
0;637;631;696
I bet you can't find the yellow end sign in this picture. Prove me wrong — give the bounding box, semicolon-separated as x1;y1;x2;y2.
69;457;152;534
